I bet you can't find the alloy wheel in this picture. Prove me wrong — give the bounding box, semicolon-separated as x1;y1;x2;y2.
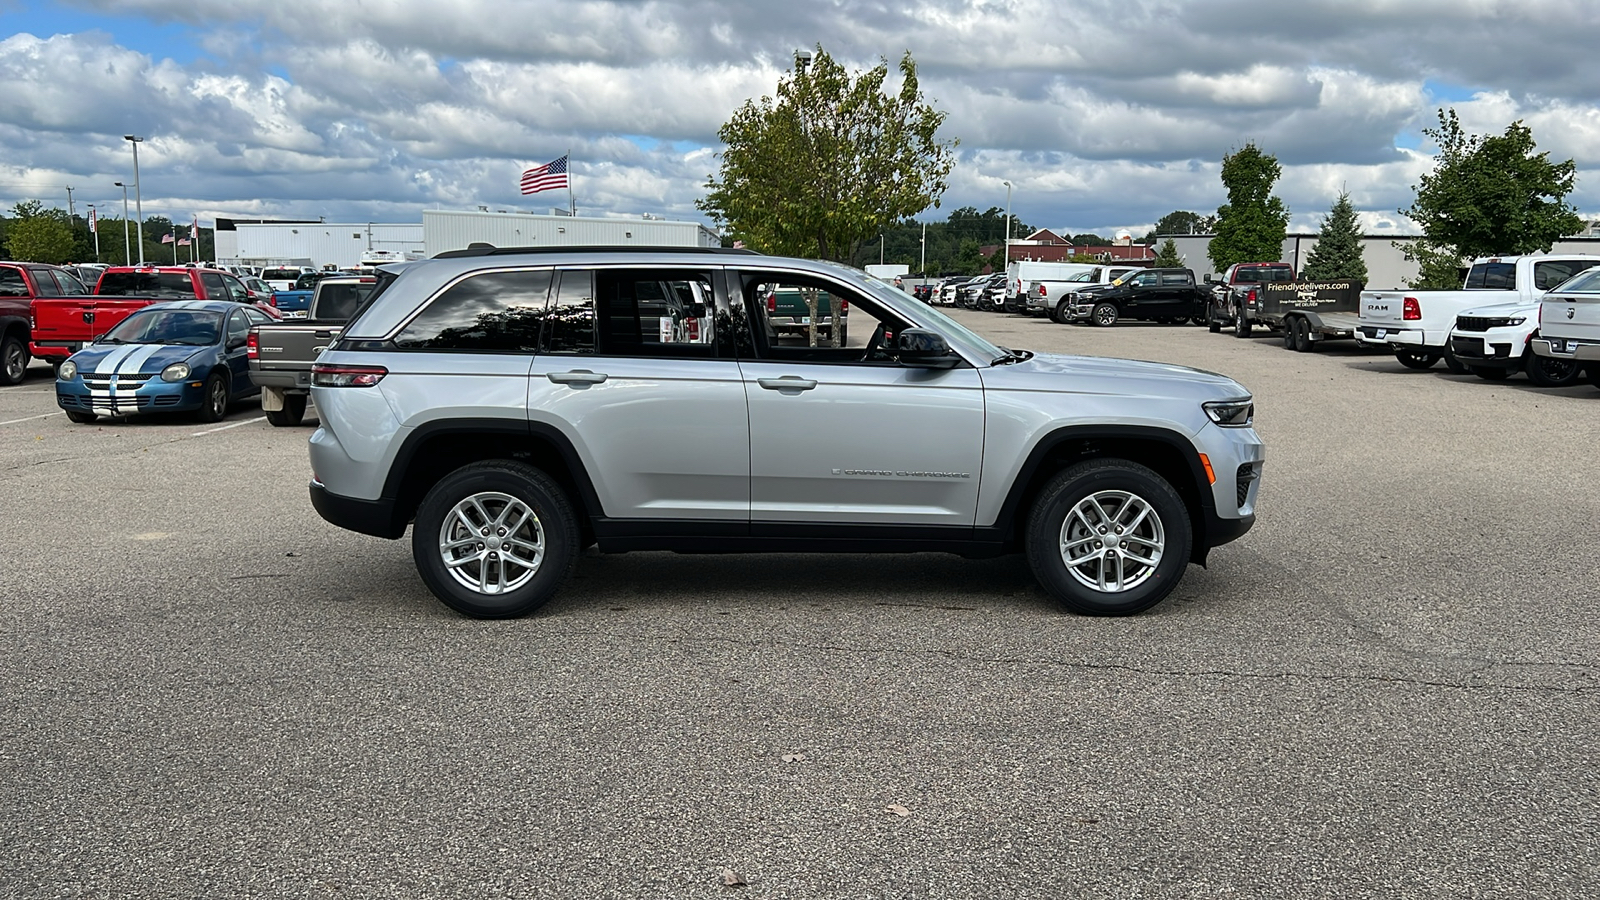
1058;490;1165;593
438;491;546;595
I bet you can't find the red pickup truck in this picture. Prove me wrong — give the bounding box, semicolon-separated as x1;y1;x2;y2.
0;261;91;384
30;266;277;373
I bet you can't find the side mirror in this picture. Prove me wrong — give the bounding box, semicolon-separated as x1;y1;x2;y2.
894;328;961;369
1203;273;1215;283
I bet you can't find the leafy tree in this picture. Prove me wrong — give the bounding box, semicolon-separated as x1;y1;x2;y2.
1403;109;1583;261
1208;143;1290;272
1070;232;1112;246
1148;210;1216;242
699;46;957;262
1303;192;1368;282
1152;238;1184;268
953;238;983;275
7;201;75;264
1395;238;1467;289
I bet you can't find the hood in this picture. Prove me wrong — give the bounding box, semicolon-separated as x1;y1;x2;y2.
986;351;1249;400
70;342;204;375
1459;300;1537;318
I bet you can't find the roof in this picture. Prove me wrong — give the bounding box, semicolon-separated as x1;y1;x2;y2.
137;299;240;313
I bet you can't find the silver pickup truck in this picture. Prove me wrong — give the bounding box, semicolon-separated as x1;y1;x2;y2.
1530;264;1600;390
247;275;377;426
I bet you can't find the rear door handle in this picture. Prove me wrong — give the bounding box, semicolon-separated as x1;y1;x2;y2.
548;369;608;385
757;376;818;392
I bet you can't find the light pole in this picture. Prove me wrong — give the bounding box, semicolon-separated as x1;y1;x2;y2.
920;220;927;280
87;204;100;261
124;134;145;263
114;182;131;264
1002;180;1013;266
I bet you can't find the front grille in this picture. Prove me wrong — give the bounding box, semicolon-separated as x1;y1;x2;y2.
82;372;155;389
1455;315;1511;332
152;395;182;407
1236;463;1259;509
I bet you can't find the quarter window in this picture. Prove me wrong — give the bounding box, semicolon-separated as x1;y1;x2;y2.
394;269;552;352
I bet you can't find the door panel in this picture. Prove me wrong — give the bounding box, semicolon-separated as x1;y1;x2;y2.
740;361;985;525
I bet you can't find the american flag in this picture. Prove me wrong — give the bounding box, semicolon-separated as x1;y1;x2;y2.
160;233;174;244
520;155;569;195
190;217;199;239
177;238;191;247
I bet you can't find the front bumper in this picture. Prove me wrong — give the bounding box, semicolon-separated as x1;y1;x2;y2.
1449;330;1523;367
1531;336;1600;361
56;375;204;416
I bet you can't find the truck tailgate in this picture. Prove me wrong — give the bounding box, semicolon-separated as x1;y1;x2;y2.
250;323;342;382
1359;291;1410;326
31;298;150;347
1542;294;1600;345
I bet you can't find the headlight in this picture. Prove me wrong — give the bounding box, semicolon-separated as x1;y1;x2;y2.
58;360;77;380
1203;399;1254;427
1506;317;1526;326
161;362;191;382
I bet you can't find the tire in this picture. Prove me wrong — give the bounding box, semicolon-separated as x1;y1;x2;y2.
1025;459;1193;616
1052;301;1069;324
1;334;27;386
1233;309;1252;338
195;372;229;423
1293;318;1315;353
1282;319;1297;350
1443;349;1469;374
411;461;579;618
1091;302;1118;327
1589;366;1600;390
265;393;307;427
65;410;96;424
1207;305;1221;333
1470;364;1511;381
1525;352;1583;387
1394;349;1439;370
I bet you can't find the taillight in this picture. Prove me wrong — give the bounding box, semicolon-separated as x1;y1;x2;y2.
839;299;849;313
1247;288;1257;306
312;363;386;387
1403;297;1421;320
1038;283;1047;296
766;293;776;313
268;295;278;307
246;332;259;360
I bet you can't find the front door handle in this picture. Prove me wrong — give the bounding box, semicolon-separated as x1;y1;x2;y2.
757;376;818;392
548;369;608;385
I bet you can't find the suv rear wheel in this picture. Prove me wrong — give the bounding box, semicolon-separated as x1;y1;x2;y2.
412;461;579;618
1525;353;1583;387
1025;459;1192;616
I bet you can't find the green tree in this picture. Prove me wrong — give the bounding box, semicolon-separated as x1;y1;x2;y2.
1403;109;1583;261
698;46;957;262
1395;238;1467;289
1208;143;1290;272
1147;210;1216;242
1152;238;1184;268
1070;232;1112;246
7;201;76;264
1303;192;1368;282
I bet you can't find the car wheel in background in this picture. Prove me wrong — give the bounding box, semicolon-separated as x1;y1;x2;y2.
1;334;28;385
1207;305;1222;333
1025;459;1192;616
1525;353;1583;387
265;393;307;427
196;373;229;423
1092;303;1118;327
1282;319;1297;350
411;460;579;619
1052;301;1070;324
1469;365;1511;381
65;410;96;424
1233;310;1252;338
1293;318;1316;352
1394;349;1439;370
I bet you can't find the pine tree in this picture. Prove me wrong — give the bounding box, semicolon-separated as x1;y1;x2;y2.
1303;192;1368;283
1152;238;1184;268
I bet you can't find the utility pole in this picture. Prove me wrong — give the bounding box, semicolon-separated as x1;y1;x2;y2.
124;135;145;263
920;220;927;279
65;186;74;217
114;182;130;264
1002;180;1013;266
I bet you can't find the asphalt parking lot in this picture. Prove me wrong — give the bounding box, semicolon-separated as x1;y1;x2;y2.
3;314;1596;899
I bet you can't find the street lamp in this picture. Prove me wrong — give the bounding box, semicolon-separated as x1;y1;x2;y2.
124;134;144;263
87;204;100;261
113;181;131;264
1002;180;1013;266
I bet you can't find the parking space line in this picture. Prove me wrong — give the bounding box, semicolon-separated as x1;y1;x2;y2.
0;412;61;426
193;415;267;436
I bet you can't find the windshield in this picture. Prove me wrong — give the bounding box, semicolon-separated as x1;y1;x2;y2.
828;264;1004;363
97;272;194;298
102;309;223;345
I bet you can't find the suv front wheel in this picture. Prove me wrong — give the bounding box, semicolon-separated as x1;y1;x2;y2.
412;461;579;618
1025;459;1193;616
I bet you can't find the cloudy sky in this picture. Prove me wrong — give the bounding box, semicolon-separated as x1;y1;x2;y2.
2;0;1597;238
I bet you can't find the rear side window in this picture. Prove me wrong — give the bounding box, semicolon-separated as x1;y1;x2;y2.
1464;262;1515;289
596;269;717;356
1533;259;1600;291
543;270;596;354
0;268;28;297
394;269;552;352
52;270;88;295
97;272;195;298
200;272;228;300
1160;272;1190;286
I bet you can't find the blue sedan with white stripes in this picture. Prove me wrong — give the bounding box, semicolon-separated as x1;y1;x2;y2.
55;300;273;423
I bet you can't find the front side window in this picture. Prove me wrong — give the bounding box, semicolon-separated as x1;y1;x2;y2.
226;310;249;347
394;269;552;352
743;273;907;364
1129;272;1158;288
222;276;251;302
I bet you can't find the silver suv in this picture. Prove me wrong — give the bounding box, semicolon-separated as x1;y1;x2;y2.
308;247;1264;618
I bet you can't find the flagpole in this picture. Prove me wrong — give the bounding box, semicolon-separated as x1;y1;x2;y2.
172;225;178;265
567;148;575;217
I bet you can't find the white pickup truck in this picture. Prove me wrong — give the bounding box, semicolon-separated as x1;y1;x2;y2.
1530;265;1600;390
1359;254;1600;370
1024;265;1140;322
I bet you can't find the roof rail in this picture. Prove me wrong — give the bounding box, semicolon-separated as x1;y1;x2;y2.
432;244;761;259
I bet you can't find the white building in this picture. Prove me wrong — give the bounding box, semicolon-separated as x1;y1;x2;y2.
422;209;720;256
214;218;425;270
1161;233;1600;290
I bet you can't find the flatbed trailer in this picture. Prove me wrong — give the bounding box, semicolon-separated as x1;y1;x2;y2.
1252;281;1365;352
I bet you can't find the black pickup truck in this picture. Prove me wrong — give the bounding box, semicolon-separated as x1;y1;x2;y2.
1067;268;1207;326
247;275;377;425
